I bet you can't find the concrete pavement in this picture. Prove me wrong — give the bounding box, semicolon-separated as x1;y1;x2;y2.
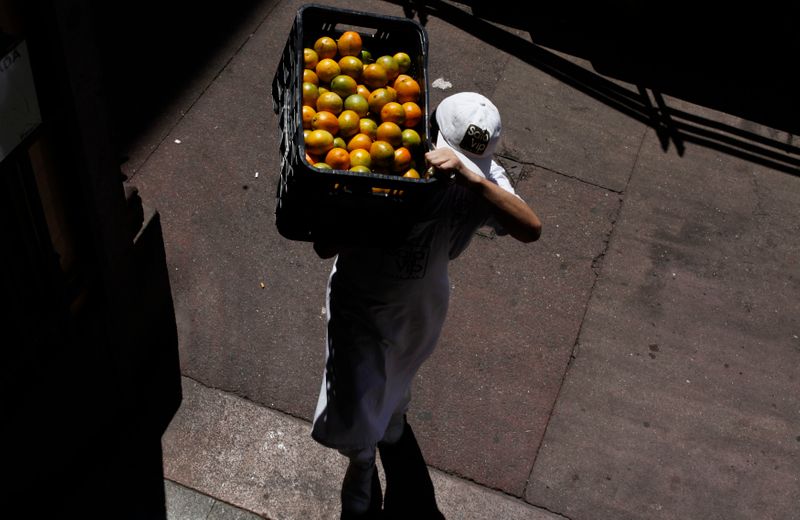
122;1;799;518
164;377;565;519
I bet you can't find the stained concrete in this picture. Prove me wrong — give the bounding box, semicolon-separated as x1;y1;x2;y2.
122;0;800;517
525;123;800;519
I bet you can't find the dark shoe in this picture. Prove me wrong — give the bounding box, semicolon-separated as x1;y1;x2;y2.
341;468;383;519
378;418;445;520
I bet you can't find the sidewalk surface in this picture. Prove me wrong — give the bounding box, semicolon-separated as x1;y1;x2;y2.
121;1;800;518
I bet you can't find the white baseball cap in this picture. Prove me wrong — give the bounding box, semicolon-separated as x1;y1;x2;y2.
434;92;502;178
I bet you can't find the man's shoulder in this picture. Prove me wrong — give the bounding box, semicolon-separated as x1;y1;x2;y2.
488;159;515;195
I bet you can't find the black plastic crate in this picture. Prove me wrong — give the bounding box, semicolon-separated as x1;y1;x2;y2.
271;3;443;247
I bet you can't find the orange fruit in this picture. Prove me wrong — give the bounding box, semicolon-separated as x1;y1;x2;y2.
402;168;420;179
316;91;343;115
344;94;369;117
347;133;373;152
368;88;393;116
393;52;411;73
314;37;337;60
359;118;378;140
325;147;351;170
401;128;422;148
333;136;347;149
350;148;372;168
380;102;405;125
385;86;397;102
376;55;399;81
401;102;422;128
318;86;329;95
337;31;363;57
305;152;317;165
314;162;332;171
304;68;319;85
376;121;403;147
356;84;371;98
338;56;363;80
338;110;361;138
394;74;413;85
302;105;316;129
394;76;420;103
305;129;335;156
311;110;340;134
362;63;388;89
369;140;395;168
302;82;319;107
330;74;357;97
393;147;413;172
304;48;319;69
350;165;371;173
303;129;311;141
360;49;373;64
316;58;341;83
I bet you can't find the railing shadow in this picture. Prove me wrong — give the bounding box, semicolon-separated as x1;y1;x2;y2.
389;0;800;177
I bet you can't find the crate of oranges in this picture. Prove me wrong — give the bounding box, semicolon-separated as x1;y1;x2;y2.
271;4;441;247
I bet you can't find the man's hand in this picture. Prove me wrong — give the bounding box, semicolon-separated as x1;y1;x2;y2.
424;147;482;186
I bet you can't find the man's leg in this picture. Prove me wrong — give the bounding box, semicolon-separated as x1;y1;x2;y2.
338;445;382;519
378;416;445;519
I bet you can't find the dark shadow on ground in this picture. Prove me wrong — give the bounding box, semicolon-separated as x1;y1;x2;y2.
89;0;272;160
391;0;800;176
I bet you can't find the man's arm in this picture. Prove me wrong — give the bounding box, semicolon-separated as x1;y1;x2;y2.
425;148;542;243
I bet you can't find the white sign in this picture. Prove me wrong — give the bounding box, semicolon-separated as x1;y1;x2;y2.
1;40;41;162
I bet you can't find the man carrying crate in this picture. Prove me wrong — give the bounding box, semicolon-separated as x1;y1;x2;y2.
311;92;542;519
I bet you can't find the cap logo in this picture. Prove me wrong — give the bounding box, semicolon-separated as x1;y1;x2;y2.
459;124;490;155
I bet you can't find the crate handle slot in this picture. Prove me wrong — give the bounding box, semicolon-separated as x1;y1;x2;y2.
332;23;378;38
